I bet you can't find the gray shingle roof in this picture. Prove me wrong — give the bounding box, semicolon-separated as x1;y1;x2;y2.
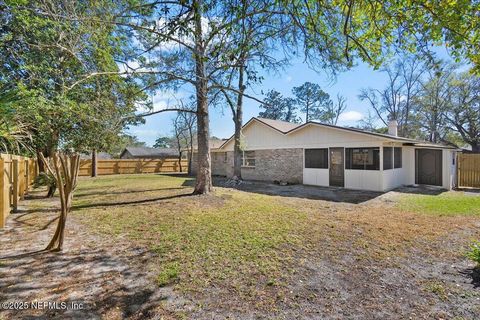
80;152;112;160
256;118;302;133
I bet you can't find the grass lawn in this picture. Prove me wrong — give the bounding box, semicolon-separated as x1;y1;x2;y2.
398;191;480;216
73;175;310;299
4;174;480;319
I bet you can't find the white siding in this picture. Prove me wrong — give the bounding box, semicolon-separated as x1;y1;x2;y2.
403;147;416;186
382;168;406;190
303;168;329;186
443;149;456;190
221;120;385;151
345;170;383;191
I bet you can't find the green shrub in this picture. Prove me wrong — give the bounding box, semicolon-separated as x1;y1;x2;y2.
33;172;57;197
466;241;480;266
33;172;56;189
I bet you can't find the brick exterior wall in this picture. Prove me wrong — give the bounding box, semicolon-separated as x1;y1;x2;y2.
211;152;228;176
238;148;303;184
192;148;304;184
190;152;228;176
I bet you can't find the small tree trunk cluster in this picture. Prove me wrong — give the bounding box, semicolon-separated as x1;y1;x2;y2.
39;152;81;251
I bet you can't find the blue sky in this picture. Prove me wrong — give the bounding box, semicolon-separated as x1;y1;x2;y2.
127;49;453;146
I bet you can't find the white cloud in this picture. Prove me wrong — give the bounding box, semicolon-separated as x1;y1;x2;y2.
339;111;364;122
285;75;293;83
135;90;187;113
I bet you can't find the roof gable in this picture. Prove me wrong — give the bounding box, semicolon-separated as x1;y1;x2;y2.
218;117;456;150
255;118;302;133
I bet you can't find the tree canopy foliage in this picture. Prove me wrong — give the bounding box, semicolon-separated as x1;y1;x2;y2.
1;0;479;193
0;0;145;156
259;83;347;125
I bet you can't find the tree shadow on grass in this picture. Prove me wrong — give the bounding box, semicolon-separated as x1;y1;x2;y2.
72;193;194;211
155;173;191;178
11;214;59;230
12;208;58;216
212;177;384;204
393;186;448;196
75;187;188;198
0;247;169;319
460;266;480;289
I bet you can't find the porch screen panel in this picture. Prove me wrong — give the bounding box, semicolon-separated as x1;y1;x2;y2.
346;148;380;170
383;147;393;170
305;149;328;169
394;147;402;168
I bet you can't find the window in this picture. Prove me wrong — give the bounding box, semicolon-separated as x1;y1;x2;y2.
346;148;380;170
305;148;328;169
383;147;393;170
394;147;402;168
241;151;255;167
224;152;228;163
213;153;218;161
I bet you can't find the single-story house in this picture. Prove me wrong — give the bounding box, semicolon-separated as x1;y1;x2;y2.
200;117;458;192
120;146;179;159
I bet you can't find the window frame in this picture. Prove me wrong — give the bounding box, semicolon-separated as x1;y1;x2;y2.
345;147;380;171
241;150;256;168
304;148;329;169
394;147;402;168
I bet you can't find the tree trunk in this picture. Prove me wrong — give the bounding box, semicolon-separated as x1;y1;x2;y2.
306;102;309;122
178;151;183;173
194;97;212;194
188;130;194;175
42;141;57;197
233;63;246;180
192;0;212;194
37;150;45;173
91;148;97;177
42;153;81;251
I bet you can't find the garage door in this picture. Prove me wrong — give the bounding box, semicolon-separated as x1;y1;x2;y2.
415;149;442;186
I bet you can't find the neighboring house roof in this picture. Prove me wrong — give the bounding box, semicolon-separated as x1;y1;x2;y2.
80;152;112;160
218;117;458;150
210;139;227;150
191;139;228;152
121;146;179;158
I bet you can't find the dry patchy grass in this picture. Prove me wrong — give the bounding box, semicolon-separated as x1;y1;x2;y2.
60;176;477;305
19;174;480;317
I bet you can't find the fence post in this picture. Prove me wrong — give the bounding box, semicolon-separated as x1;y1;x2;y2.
19;158;25;200
12;159;19;212
25;160;30;193
0;158;7;228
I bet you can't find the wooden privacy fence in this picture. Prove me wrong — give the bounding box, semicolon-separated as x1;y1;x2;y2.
79;158;188;176
457;153;480;188
0;154;38;228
